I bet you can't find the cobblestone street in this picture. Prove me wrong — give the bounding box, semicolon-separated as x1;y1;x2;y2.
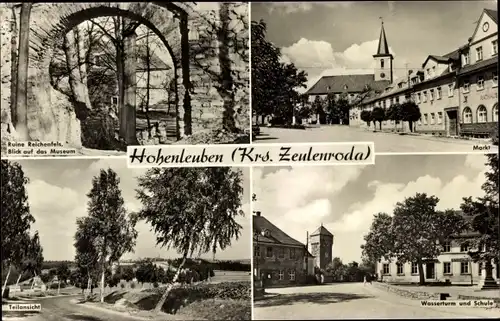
253;283;500;319
253;126;498;154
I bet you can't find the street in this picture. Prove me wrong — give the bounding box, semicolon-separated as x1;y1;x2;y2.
253;126;498;154
2;295;144;321
253;283;500;319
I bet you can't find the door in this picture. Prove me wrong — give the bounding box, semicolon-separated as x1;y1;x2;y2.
426;263;435;279
447;110;458;136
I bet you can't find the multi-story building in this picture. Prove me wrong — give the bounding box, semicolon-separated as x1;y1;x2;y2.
376;225;500;287
309;225;334;270
253;212;314;287
353;8;498;138
457;9;498;138
306;22;391;124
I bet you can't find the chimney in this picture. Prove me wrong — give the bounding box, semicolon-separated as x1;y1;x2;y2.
306;231;309;249
255;211;261;217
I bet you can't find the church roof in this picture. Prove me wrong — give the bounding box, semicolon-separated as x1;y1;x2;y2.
374;22;391;57
253;214;305;247
305;74;390;95
311;225;333;237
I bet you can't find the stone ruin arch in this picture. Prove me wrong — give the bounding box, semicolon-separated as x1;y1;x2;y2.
2;2;201;148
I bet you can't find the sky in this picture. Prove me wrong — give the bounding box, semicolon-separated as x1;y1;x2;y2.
253;154;492;264
14;159;251;262
251;1;498;91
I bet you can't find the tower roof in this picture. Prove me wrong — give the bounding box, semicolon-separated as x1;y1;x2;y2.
374;21;391;57
311;225;333;237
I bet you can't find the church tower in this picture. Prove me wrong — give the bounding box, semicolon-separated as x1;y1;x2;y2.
309;225;334;270
373;20;393;83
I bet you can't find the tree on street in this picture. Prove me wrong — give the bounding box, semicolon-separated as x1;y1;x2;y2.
1;160;37;297
371;107;386;130
74;168;138;302
360;110;373;128
135;167;245;313
401;101;421;132
386;103;403;131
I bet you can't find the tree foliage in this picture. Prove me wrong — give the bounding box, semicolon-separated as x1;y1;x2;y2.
401;101;421;132
251;19;307;123
360;110;373;127
362;194;467;284
135;167;245;312
371;107;386;130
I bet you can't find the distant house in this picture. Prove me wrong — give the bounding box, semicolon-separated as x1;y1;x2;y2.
253;211;314;287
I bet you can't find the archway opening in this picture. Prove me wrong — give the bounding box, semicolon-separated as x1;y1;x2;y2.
48;14;178;150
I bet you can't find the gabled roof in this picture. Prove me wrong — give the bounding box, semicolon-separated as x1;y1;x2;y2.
305;74;391;95
253;215;305;247
484;9;498;24
457;57;497;76
311;225;333;237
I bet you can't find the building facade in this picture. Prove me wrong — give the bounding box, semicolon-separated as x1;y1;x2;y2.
376;233;500;286
253;212;314;287
352;8;498;138
309;225;334;270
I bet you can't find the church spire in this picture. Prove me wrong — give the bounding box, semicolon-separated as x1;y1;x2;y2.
375;18;391;56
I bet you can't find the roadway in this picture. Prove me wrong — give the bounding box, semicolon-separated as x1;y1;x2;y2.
253;282;500;319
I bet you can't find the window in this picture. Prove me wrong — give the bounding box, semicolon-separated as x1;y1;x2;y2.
493;104;498;122
279;270;284;280
477;105;487;123
432;66;436;75
430;113;435;125
438;112;443;124
416;93;421;103
397;263;404;275
325;251;329;259
476;46;483;61
393;97;397;105
423;114;428;125
448;83;454;97
460;262;469;274
430;89;434;101
381;59;385;69
289;248;296;259
278;247;285;259
426;68;431;76
463;51;470;65
477;75;485;90
493;72;498;87
423;91;428;103
266;247;273;258
462;107;472;124
383;263;390;274
443;262;451;274
493;40;498;56
463;79;470;93
442;241;451;252
254;245;260;257
436;87;442;99
460;242;469;252
411;263;418;275
289;270;296;281
111;96;118;106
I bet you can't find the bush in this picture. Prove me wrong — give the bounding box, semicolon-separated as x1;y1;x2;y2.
270;124;306;130
305;275;318;285
120;283;126;289
173;129;250;145
130;282;136;289
153;282;159;288
48;282;67;290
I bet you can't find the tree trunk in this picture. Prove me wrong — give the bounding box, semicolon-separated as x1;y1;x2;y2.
74;25;92;110
12;272;23;296
409;121;414;133
123;31;138;145
116;18;126;140
417;261;425;285
10;6;18;125
15;3;32;140
153;255;188;313
145;32;152;138
63;28;92;118
179;16;191;136
379;121;382;130
2;264;12;297
99;268;106;302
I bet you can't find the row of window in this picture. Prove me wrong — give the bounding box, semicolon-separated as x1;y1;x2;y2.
254;245;298;259
277;269;296;281
463;40;498;66
462;72;498;93
462;104;498;124
420;112;443;126
383;262;476;275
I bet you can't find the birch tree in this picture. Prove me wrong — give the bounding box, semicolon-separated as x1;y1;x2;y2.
135;167;245;313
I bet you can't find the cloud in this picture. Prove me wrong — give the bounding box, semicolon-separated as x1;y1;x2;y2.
254;156;488;263
267;3;353;15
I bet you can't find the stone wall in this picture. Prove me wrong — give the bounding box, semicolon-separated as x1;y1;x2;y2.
0;5;13;128
373;282;440;300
